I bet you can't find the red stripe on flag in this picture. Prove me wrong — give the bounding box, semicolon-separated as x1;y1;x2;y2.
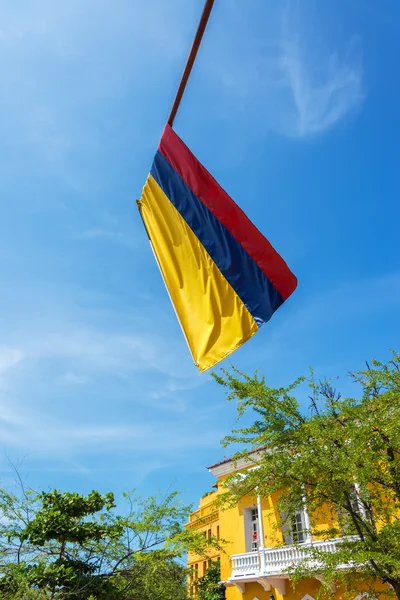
159;124;297;301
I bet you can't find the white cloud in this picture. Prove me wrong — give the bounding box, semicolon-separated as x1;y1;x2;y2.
280;35;364;136
0;0;194;189
0;394;224;461
22;327;194;379
201;2;364;139
0;318;212;461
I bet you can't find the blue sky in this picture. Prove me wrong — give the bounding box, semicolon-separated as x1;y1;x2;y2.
0;0;399;509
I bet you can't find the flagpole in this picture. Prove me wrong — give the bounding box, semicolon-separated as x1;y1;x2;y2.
167;0;215;127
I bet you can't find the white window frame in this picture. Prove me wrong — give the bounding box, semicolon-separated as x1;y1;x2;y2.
282;508;311;545
244;506;259;552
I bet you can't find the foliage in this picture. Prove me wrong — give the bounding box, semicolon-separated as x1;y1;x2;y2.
201;491;215;499
197;560;221;600
213;351;400;600
0;485;220;599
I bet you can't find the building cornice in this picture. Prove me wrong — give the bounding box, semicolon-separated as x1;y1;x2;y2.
185;509;219;530
208;449;265;478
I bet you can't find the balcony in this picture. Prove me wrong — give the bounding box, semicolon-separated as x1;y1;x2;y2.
186;508;219;530
229;538;349;594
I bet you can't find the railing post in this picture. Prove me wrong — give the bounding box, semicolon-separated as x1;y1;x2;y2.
256;490;266;573
301;491;313;543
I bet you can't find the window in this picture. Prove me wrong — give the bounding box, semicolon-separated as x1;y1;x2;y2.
203;560;207;575
194;563;198;580
291;511;307;543
244;506;259;552
251;507;259;550
203;531;207;538
208;559;212;568
216;525;220;539
207;528;212;540
282;510;308;544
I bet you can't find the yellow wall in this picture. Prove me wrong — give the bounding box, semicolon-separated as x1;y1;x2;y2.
311;502;338;539
228;578;323;600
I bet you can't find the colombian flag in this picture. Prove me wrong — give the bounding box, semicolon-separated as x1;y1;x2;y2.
138;125;297;372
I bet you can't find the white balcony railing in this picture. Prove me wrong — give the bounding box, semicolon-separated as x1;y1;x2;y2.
231;538;348;580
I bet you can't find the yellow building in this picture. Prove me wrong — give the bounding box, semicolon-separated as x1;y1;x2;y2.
186;488;221;598
187;452;387;600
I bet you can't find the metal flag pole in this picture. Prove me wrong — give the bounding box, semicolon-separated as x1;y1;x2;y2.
167;0;215;127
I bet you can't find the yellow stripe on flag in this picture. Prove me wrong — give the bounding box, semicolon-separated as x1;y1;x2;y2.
138;175;258;372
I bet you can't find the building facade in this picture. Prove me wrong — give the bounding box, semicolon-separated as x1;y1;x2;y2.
187;453;385;600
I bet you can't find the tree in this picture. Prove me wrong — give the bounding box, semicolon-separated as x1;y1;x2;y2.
213;352;400;600
0;485;218;599
197;560;221;600
113;553;189;600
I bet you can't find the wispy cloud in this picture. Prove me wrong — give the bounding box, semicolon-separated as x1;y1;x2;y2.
24;328;193;379
0;374;223;472
0;311;214;471
202;2;365;139
280;34;364;136
0;411;223;456
0;0;193;191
